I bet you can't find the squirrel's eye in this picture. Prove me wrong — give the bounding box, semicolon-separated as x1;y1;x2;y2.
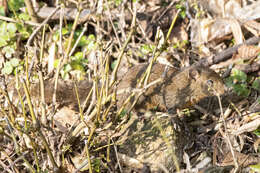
206;79;214;87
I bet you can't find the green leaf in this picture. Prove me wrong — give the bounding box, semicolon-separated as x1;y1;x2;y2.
71;60;85;72
16;24;31;39
0;37;7;47
253;127;260;137
0;6;6;16
250;163;260;172
252;78;260;91
62;28;69;35
78;35;88;47
2;63;13;74
8;0;25;12
18;13;31;21
54;59;60;68
93;158;101;172
225;77;233;88
140;44;153;55
115;0;122;6
233;83;250;97
53;33;59;42
10;58;20;67
87;34;95;42
111;60;117;70
19;29;30;39
82;58;88;64
14;65;24;75
61;71;69;80
60;64;72;80
1;33;10;42
83;34;96;51
3;46;15;58
231;68;247;82
7;23;17;34
175;2;186;18
180;11;186;18
53;28;69;42
0;22;7;35
74;52;84;60
119;109;127;119
225;69;252;97
86;41;96;51
175;4;181;9
63;64;72;72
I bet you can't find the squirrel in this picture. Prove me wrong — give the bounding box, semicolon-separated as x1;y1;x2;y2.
10;63;225;112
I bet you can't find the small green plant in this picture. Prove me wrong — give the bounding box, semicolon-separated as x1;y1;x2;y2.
225;69;260;97
114;0;123;7
252;78;260;92
8;0;24;12
225;69;250;97
0;21;31;63
1;58;23;75
173;40;189;50
0;22;17;47
7;0;32;39
175;0;186;18
118;109;127;119
54;34;96;80
107;0;123;7
138;44;155;58
253;127;260;137
80;34;97;53
93;158;102;173
253;127;260;153
249;163;260;172
0;21;31;77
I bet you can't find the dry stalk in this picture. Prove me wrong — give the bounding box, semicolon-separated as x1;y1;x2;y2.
0;88;15;124
85;142;93;173
4;118;35;172
22;79;59;170
53;4;81;106
64;2;82;59
26;6;60;46
39;24;47;125
24;0;39;23
69;23;88;57
58;4;65;58
22;79;37;126
0;15;40;26
217;94;239;170
105;0;122;48
109;3;137;87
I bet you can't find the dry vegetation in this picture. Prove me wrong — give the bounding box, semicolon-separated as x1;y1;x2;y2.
0;0;260;172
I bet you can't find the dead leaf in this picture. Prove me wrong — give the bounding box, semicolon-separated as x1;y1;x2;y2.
229;19;244;44
190;0;260;46
48;42;56;73
254;138;260;153
70;153;89;171
53;106;78;132
231;117;260;135
243;20;260;36
237;45;260;61
221;151;260;167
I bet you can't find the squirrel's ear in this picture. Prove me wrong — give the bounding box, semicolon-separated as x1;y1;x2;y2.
189;68;200;80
